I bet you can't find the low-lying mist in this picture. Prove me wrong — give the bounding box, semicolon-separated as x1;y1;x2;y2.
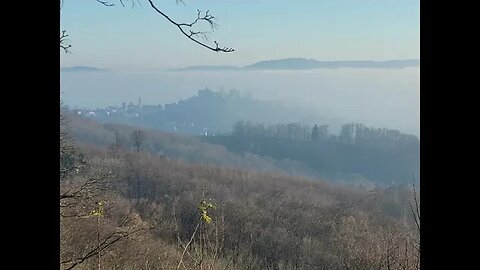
60;67;419;136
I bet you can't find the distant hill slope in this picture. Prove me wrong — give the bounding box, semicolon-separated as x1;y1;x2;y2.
175;58;419;71
60;66;108;72
174;65;241;71
65;112;315;178
72;89;324;136
245;58;420;70
65;111;419;187
204;134;419;186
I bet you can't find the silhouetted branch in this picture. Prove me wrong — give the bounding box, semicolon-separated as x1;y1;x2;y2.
61;227;143;270
96;0;114;6
146;0;234;53
90;0;233;52
61;167;111;197
178;9;218;30
188;30;211;42
96;0;138;8
60;30;72;53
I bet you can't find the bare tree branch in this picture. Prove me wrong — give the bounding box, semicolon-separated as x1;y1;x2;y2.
75;1;234;53
96;0;114;6
172;201;200;267
146;0;234;53
412;175;420;223
60;172;109;202
409;175;420;234
60;30;72;53
177;220;201;270
61;227;143;270
178;9;218;30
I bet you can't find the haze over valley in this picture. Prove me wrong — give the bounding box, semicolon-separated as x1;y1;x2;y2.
61;58;420;136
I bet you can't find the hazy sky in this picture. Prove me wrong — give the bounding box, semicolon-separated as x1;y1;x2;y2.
60;0;420;136
60;0;420;71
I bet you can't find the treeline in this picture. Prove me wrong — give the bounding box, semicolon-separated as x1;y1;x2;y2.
338;123;419;151
231;120;419;151
205;121;420;185
61;132;420;269
233;121;323;140
67;111;419;186
66;112;317;179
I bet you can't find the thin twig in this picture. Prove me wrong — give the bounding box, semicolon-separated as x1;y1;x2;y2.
146;0;234;53
60;30;72;53
177;220;201;270
96;0;114;6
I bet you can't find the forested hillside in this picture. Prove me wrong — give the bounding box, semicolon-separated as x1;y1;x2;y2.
61;117;420;269
204;121;420;186
66;112;418;187
65;112;314;178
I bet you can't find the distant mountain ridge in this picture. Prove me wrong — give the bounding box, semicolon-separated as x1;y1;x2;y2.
60;66;108;72
175;58;420;71
245;58;420;70
175;65;242;71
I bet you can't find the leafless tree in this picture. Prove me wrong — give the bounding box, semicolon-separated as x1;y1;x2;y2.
131;130;145;153
61;215;145;270
60;111;86;182
108;131;125;158
409;177;420;237
60;166;112;218
170;185;230;270
60;156;149;270
409;176;420;269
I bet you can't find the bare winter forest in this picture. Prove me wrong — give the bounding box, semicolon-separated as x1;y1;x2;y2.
60;1;420;269
60;111;420;270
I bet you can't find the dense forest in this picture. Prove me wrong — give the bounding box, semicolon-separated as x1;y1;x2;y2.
66;111;419;187
61;111;420;270
65;112;311;177
204;121;420;186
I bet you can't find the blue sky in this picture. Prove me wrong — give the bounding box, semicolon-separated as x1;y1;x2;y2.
60;0;420;71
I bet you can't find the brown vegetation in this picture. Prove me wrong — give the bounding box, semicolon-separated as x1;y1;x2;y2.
60;130;420;269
